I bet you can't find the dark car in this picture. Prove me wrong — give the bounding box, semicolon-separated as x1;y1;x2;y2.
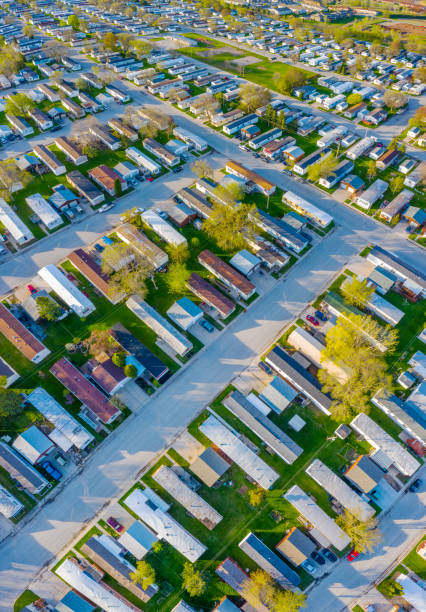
258;361;273;375
94;243;104;253
315;310;328;322
199;318;214;333
321;549;337;563
311;551;326;565
41;461;62;480
107;516;124;533
409;478;422;492
172;166;183;173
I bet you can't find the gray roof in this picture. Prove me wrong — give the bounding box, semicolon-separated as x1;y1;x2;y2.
239;532;300;588
0;441;48;494
260;376;298;413
350;412;420;476
190;446;230;487
199;415;279;489
223;390;303;464
344;455;384;494
118;520;158;560
367;246;426;292
371;391;426;445
265;346;332;414
276;527;316;566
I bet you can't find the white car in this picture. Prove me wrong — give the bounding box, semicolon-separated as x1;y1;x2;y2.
98;204;113;213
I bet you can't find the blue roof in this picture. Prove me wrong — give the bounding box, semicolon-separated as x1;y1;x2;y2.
342;174;365;189
19;425;52;454
126;520;158;549
176;297;203;317
55;590;95;612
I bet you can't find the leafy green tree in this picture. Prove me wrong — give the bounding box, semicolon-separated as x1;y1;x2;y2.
380;578;404;599
75;77;88;91
5;93;35;117
0;46;24;78
275;68;306;94
166;263;190;293
346;93;363;106
130;560;156;590
167;243;189;264
103;32;117;50
307;154;339;182
68;14;80;30
36;296;61;321
191;159;214;180
181;562;206;597
336;509;381;553
242;570;276;609
112;352;126;368
341;277;374;308
366;159;377;181
239;83;271;112
203;200;258;252
0;387;23;420
248;487;264;507
390;175;404;194
124;364;137;378
114;178;122;196
272;590;307;612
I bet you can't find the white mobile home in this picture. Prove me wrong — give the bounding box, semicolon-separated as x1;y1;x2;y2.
141;209;187;247
0;198;34;245
38;264;96;318
356;179;388;210
126;147;161;175
173;126;208;152
25;193;63;230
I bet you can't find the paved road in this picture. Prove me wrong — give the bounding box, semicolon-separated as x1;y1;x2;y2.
305;473;426;612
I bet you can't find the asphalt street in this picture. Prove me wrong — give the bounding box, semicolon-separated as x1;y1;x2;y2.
0;52;424;610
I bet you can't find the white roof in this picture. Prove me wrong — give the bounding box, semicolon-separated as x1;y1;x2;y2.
27;387;94;450
118;520;158;560
284;485;350;551
12;425;53;465
173;126;207;149
229;249;261;276
0;198;34;244
367;292;404;326
126;296;192;357
38;264;95;318
246;392;271;416
199;415;279;489
283;191;333;227
25;193;62;229
346;136;375;159
396;574;426;611
409;351;426;379
141;209;187;247
0;484;23;518
125;488;206;562
351;413;420;476
126;146;161;173
357;179;388;206
56;558;134;612
153;465;222;528
306;459;375;521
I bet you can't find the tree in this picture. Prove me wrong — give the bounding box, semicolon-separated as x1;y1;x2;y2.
0;47;23;78
0;387;23;420
181;562;206;597
341;277;374;308
167;243;189;264
167;263;190;293
383;90;407;112
36;296;61;321
103;32;117;50
191;159;214;180
277;110;286;130
0;160;31;198
380;578;404;599
112;352;127;367
307;154;339;183
248;487;264;507
336;509;381;553
124;364;137;378
114;178;122;196
101;243;153;299
75;77;89;91
242;570;276;609
5;93;35;117
239;83;271;112
43;39;68;62
275;68;306;94
118;33;134;54
130;560;155;590
68;14;80;30
346;93;363;106
413;66;426;84
272;590;307;612
390;175;404;194
366;159;377;181
23;23;34;38
87;329;116;356
409;106;426;128
204;200;258;251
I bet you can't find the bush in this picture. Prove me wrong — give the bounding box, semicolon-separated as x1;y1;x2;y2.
112;352;126;367
124;364;137;378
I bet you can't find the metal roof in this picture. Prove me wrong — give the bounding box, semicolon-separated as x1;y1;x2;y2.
260;376;297;413
27;387;94;450
141;209;187;247
199;415;279;489
0;198;34;244
198;249;255;298
38;264;95;318
56;557;134;612
12;425;53;465
118;520;158;560
109;323;168;381
367;246;426;292
223;390;302;465
239;532;300;588
350;412;420;476
116;222;168;270
125;488;206;562
0;485;23;518
306;459;375;521
153;465;223;530
229;249;261;277
371;391;426;445
284;485;350;551
126;296;192;357
0;441;48;494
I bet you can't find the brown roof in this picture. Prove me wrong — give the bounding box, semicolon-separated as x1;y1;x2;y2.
108;118;137;140
33;144;64;171
225;159;275;192
68;248;120;303
198;249;255;298
187;273;235;318
55;136;84;161
0;302;48;362
88;165;124;192
89;358;127;395
49;357;119;424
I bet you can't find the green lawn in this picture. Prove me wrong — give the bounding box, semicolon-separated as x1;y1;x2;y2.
400;534;426;579
14;590;39;612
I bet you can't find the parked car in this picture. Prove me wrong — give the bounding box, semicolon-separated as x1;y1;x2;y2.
172;166;183;173
347;549;359;562
315;310;327;322
301;559;316;575
146;176;153;182
27;284;37;294
107;517;124;533
311;551;326;565
199;318;214;333
0;246;6;255
41;461;62;480
409;478;422;492
306;314;319;326
94;243;104;253
98;203;113;213
321;549;337;563
258;361;273;375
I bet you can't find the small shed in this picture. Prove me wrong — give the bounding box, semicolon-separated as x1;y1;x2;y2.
13;425;54;465
167;202;197;228
229;249;261;277
118;520;158;560
190;446;230;487
288;415;306;432
276;527;316;566
167;297;203;331
335;424;351;440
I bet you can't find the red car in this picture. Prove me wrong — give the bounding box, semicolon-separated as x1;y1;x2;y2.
27;284;37;294
147;176;153;182
347;549;359;562
306;314;319;326
107;517;124;533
